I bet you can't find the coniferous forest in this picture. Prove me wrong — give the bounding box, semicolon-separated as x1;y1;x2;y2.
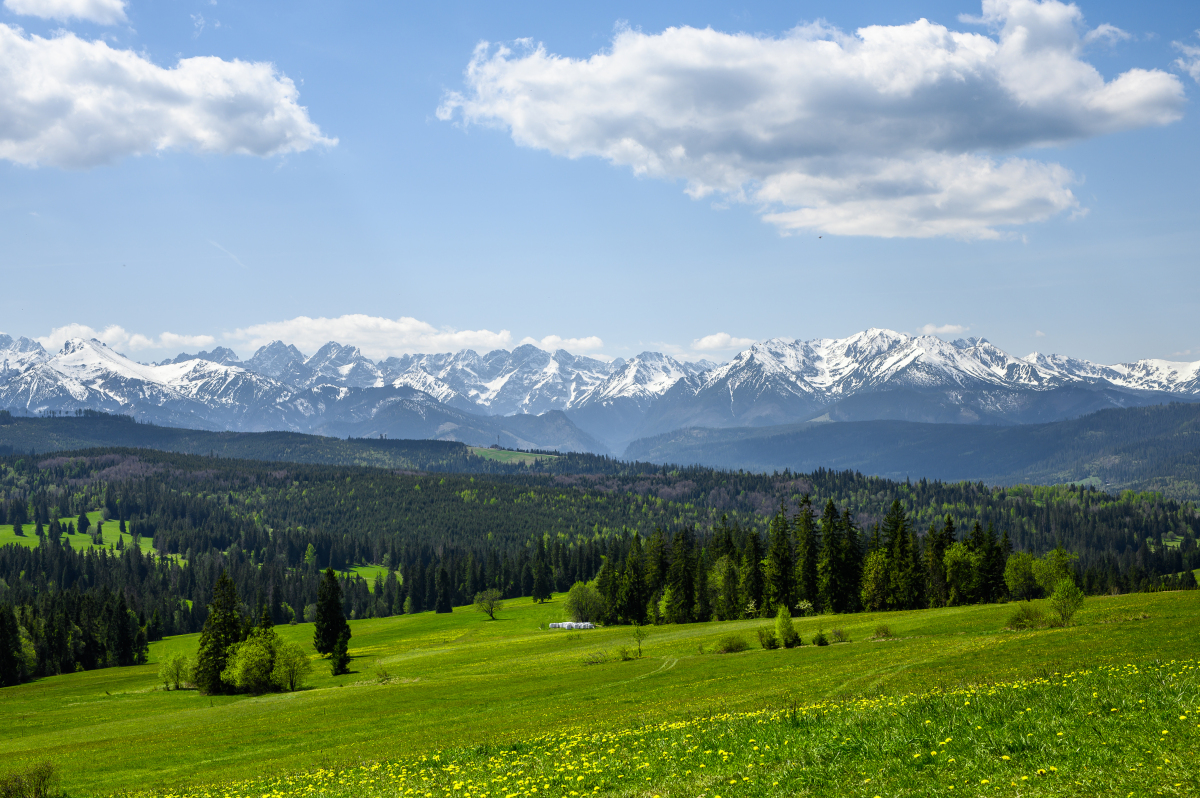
0;446;1197;685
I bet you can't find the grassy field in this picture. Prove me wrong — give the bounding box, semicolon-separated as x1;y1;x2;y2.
0;511;155;555
1;591;1198;797
468;447;558;465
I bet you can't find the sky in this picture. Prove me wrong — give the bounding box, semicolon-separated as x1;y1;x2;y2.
0;0;1197;366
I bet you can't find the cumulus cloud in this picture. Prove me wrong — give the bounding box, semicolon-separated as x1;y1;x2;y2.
230;314;514;360
1035;330;1046;337
36;324;215;352
518;334;605;352
1174;34;1200;83
919;323;969;336
692;332;756;351
3;0;126;25
0;24;335;168
439;0;1183;239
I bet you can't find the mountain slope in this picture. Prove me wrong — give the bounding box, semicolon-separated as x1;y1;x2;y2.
624;402;1200;500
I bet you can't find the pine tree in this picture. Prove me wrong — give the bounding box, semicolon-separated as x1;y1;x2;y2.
314;567;350;656
435;565;453;613
644;528;670;597
793;496;819;606
617;535;647;624
816;499;842;613
926;515;953;608
194;571;243;694
330;627;350;675
693;546;712;622
882;500;916;609
763;504;796;614
664;527;696;624
0;603;23;687
531;539;552;603
738;530;764;617
77;510;90;535
839;509;862;613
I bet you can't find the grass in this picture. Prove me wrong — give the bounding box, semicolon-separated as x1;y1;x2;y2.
468;447;558;465
0;511;156;556
1;591;1198;796
348;564;395;590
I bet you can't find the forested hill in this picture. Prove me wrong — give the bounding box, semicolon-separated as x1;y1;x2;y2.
0;412;643;475
0;447;1195;684
624;402;1200;501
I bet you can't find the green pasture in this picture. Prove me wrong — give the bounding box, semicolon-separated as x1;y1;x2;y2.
0;511;155;556
348;564;395;589
468;447;558;465
1;591;1198;796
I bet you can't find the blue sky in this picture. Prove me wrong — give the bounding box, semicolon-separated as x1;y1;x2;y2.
1;0;1197;365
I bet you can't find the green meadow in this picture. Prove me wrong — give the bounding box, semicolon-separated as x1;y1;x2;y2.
468;447;558;465
0;511;155;555
1;590;1199;796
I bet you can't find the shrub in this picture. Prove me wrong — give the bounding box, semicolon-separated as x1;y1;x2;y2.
0;761;58;798
157;652;190;690
716;634;750;653
272;641;313;692
563;581;606;623
830;628;850;643
774;606;800;648
373;660;392;684
1050;578;1085;627
795;600;815;617
756;628;779;650
812;629;829;646
581;650;611;666
1006;602;1043;630
872;624;894;640
615;645;633;662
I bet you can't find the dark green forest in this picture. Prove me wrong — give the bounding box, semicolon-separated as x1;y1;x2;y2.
0;446;1196;686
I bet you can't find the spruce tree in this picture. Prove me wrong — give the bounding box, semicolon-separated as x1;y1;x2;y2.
77;510;89;535
693;546;711;622
793;496;819;606
664;527;696;624
314;567;350;656
926;515;952;608
738;530;764;617
816;499;842;613
839;509;862;613
531;539;552;603
882;501;916;609
330;628;350;675
763;505;796;614
644;528;670;598
435;565;453;612
0;603;23;686
617;535;647;624
194;571;243;694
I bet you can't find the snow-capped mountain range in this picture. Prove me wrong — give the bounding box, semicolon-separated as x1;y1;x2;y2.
1;329;1197;455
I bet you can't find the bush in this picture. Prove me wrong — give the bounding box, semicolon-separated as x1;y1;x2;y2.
157;651;190;690
756;628;779;650
563;581;606;623
1006;602;1044;630
830;628;850;643
581;650;610;666
716;634;750;653
1050;578;1085;627
272;641;313;691
615;645;633;661
774;606;800;648
0;761;58;798
812;629;829;646
795;600;815;617
872;624;894;640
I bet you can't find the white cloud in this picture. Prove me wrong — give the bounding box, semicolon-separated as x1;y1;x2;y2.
518;334;605;353
919;323;969;335
439;0;1183;239
1035;330;1046;337
692;332;756;351
1174;34;1200;83
36;324;215;352
229;314;513;360
3;0;126;25
0;24;335;168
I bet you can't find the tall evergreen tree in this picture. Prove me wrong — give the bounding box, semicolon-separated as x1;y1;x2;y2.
693;545;711;622
314;567;350;656
194;571;243;695
531;539;552;603
926;515;953;608
882;500;916;610
763;504;796;614
644;528;670;598
595;555;620;625
816;499;843;613
793;496;819;606
435;565;453;612
738;529;764;617
617;535;647;624
839;509;862;613
0;603;23;686
663;527;696;624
